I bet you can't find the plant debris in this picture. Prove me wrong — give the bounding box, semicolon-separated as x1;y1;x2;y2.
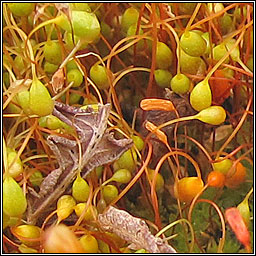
26;102;133;224
98;206;177;253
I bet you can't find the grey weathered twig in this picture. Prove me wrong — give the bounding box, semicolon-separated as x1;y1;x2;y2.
98;206;177;253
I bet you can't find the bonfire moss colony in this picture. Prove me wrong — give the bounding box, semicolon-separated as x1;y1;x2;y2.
3;3;252;254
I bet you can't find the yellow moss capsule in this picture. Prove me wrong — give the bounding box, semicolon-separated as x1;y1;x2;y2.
196;106;226;125
3;176;27;217
29;78;54;117
74;204;97;222
12;225;41;246
72;174;90;202
80;234;98;253
57;195;76;222
190;79;212;111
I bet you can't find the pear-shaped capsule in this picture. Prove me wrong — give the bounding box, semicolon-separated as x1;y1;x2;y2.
190;79;212;111
196;106;226;125
72;174;90;202
3;176;27;217
29;78;54;116
57;195;76;222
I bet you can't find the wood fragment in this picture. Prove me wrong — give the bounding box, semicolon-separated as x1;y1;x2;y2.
98;206;177;253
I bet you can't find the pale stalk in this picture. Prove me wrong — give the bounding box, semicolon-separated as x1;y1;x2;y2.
156;218;195;253
185;3;202;31
237;59;253;75
6;117;28;147
3;137;8;176
216;95;252;159
110;142;153;206
157;115;195;130
205;20;253;81
244;188;253;202
189;198;226;253
59;40;82;69
5;121;37;181
3;4;20;45
86;77;104;104
105;33;152;66
52;81;74;100
22;154;49;164
8;17;36;80
113;67;151;87
162;21;181;74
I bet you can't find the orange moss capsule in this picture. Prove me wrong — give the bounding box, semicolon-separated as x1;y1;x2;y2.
174;177;204;203
225;162;246;189
145;121;167;144
140;98;175;111
207;170;226;188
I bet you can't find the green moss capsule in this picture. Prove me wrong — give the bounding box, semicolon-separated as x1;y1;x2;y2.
67;69;84;88
171;73;190;94
3;176;27;217
14;55;25;73
80;234;98;253
44;61;58;74
44;40;62;65
3;72;10;87
131;135;144;151
8;3;35;17
111;169;132;184
70;3;91;12
7;149;23;178
101;22;113;41
16;90;33;115
89;64;110;90
126;24;145;52
114;148;137;172
64;32;88;51
74;204;97;221
180;31;207;57
213;43;229;64
154;69;173;88
55;11;100;43
121;7;139;32
102;185;118;204
29;79;54;117
196;106;226;125
156;42;173;69
148;169;164;192
213;158;233;175
180;49;206;75
29;170;43;187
